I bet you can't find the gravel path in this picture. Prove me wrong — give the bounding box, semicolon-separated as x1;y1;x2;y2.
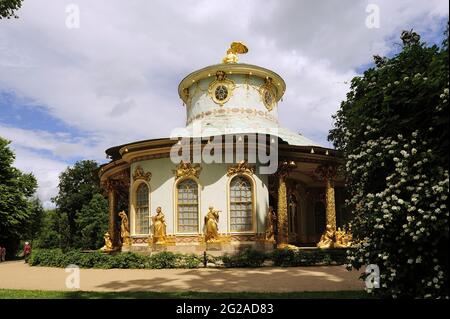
0;260;363;292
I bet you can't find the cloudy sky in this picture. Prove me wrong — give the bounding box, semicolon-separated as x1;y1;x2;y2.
0;0;448;207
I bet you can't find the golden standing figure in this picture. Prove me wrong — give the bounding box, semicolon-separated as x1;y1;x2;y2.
204;206;220;242
152;207;167;244
265;206;277;241
118;211;132;246
317;224;335;249
100;232;113;251
222;42;249;64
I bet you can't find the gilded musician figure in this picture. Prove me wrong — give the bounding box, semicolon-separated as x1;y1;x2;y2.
118;211;132;246
317;224;335;249
152;207;167;244
204;206;220;242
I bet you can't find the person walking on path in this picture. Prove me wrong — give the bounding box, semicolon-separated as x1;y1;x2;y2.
23;242;31;263
0;246;5;262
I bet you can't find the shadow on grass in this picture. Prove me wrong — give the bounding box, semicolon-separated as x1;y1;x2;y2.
0;289;371;299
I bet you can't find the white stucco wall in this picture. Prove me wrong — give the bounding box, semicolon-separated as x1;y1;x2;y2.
129;158;269;237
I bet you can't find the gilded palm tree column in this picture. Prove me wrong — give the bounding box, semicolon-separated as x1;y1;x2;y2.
106;182;119;248
325;177;336;231
316;165;338;231
277;174;289;245
276;161;296;247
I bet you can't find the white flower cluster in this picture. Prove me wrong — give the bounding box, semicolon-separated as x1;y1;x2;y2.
345;130;449;298
437;87;449;112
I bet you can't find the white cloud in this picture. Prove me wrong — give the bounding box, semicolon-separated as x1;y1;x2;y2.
0;124;104;160
0;0;448;206
11;146;67;209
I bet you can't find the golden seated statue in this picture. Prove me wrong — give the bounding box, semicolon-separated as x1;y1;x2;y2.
317;224;335;249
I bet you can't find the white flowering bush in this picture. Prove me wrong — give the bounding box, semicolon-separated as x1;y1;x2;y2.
329;28;449;298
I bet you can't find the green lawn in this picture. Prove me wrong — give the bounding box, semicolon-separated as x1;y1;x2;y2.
0;289;370;299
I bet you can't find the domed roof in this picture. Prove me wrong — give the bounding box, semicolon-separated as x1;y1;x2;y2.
174;43;323;148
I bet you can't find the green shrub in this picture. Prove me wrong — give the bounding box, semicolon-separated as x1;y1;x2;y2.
221;249;267;268
29;248;348;269
271;249;298;267
177;254;202;269
110;252;146;269
271;248;349;267
146;251;179;269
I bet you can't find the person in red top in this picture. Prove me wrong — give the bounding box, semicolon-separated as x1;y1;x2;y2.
23;242;31;263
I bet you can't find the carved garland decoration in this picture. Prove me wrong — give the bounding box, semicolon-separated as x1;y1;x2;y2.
133;165;152;182
226;160;255;177
259;77;277;111
208;70;235;106
173;161;202;180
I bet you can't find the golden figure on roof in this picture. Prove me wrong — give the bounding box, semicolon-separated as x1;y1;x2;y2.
222;42;249;64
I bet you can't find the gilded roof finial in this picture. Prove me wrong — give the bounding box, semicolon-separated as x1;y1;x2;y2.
222;42;249;64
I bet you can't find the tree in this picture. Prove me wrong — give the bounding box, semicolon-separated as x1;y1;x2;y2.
76;193;109;249
34;209;62;249
0;0;23;19
0;137;38;257
24;197;45;242
52;160;102;248
329;27;449;298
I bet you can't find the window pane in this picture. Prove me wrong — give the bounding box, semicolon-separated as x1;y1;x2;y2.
177;179;199;233
135;183;149;234
229;176;253;232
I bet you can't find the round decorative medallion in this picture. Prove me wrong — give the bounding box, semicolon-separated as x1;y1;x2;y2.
215;85;228;101
259;77;277;111
208;70;235;106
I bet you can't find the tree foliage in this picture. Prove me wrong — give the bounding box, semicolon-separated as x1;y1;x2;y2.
76;193;109;249
0;137;38;256
0;0;23;19
51;160;104;248
329;27;449;298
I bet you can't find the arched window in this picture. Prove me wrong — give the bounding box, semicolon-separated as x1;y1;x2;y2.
177;179;199;233
135;183;149;234
229;176;253;232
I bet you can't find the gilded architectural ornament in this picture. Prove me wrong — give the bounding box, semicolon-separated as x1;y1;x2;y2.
276;161;297;248
315;164;338;231
204;206;221;242
265;206;276;242
208;71;235;106
226;160;255;177
173;161;202;180
151;207;167;244
133;165;152;182
317;225;353;249
222;41;248;64
259;77;277;111
100;232;113;252
118;211;132;247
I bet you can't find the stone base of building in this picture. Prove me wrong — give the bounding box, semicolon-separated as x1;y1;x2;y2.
126;234;275;256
